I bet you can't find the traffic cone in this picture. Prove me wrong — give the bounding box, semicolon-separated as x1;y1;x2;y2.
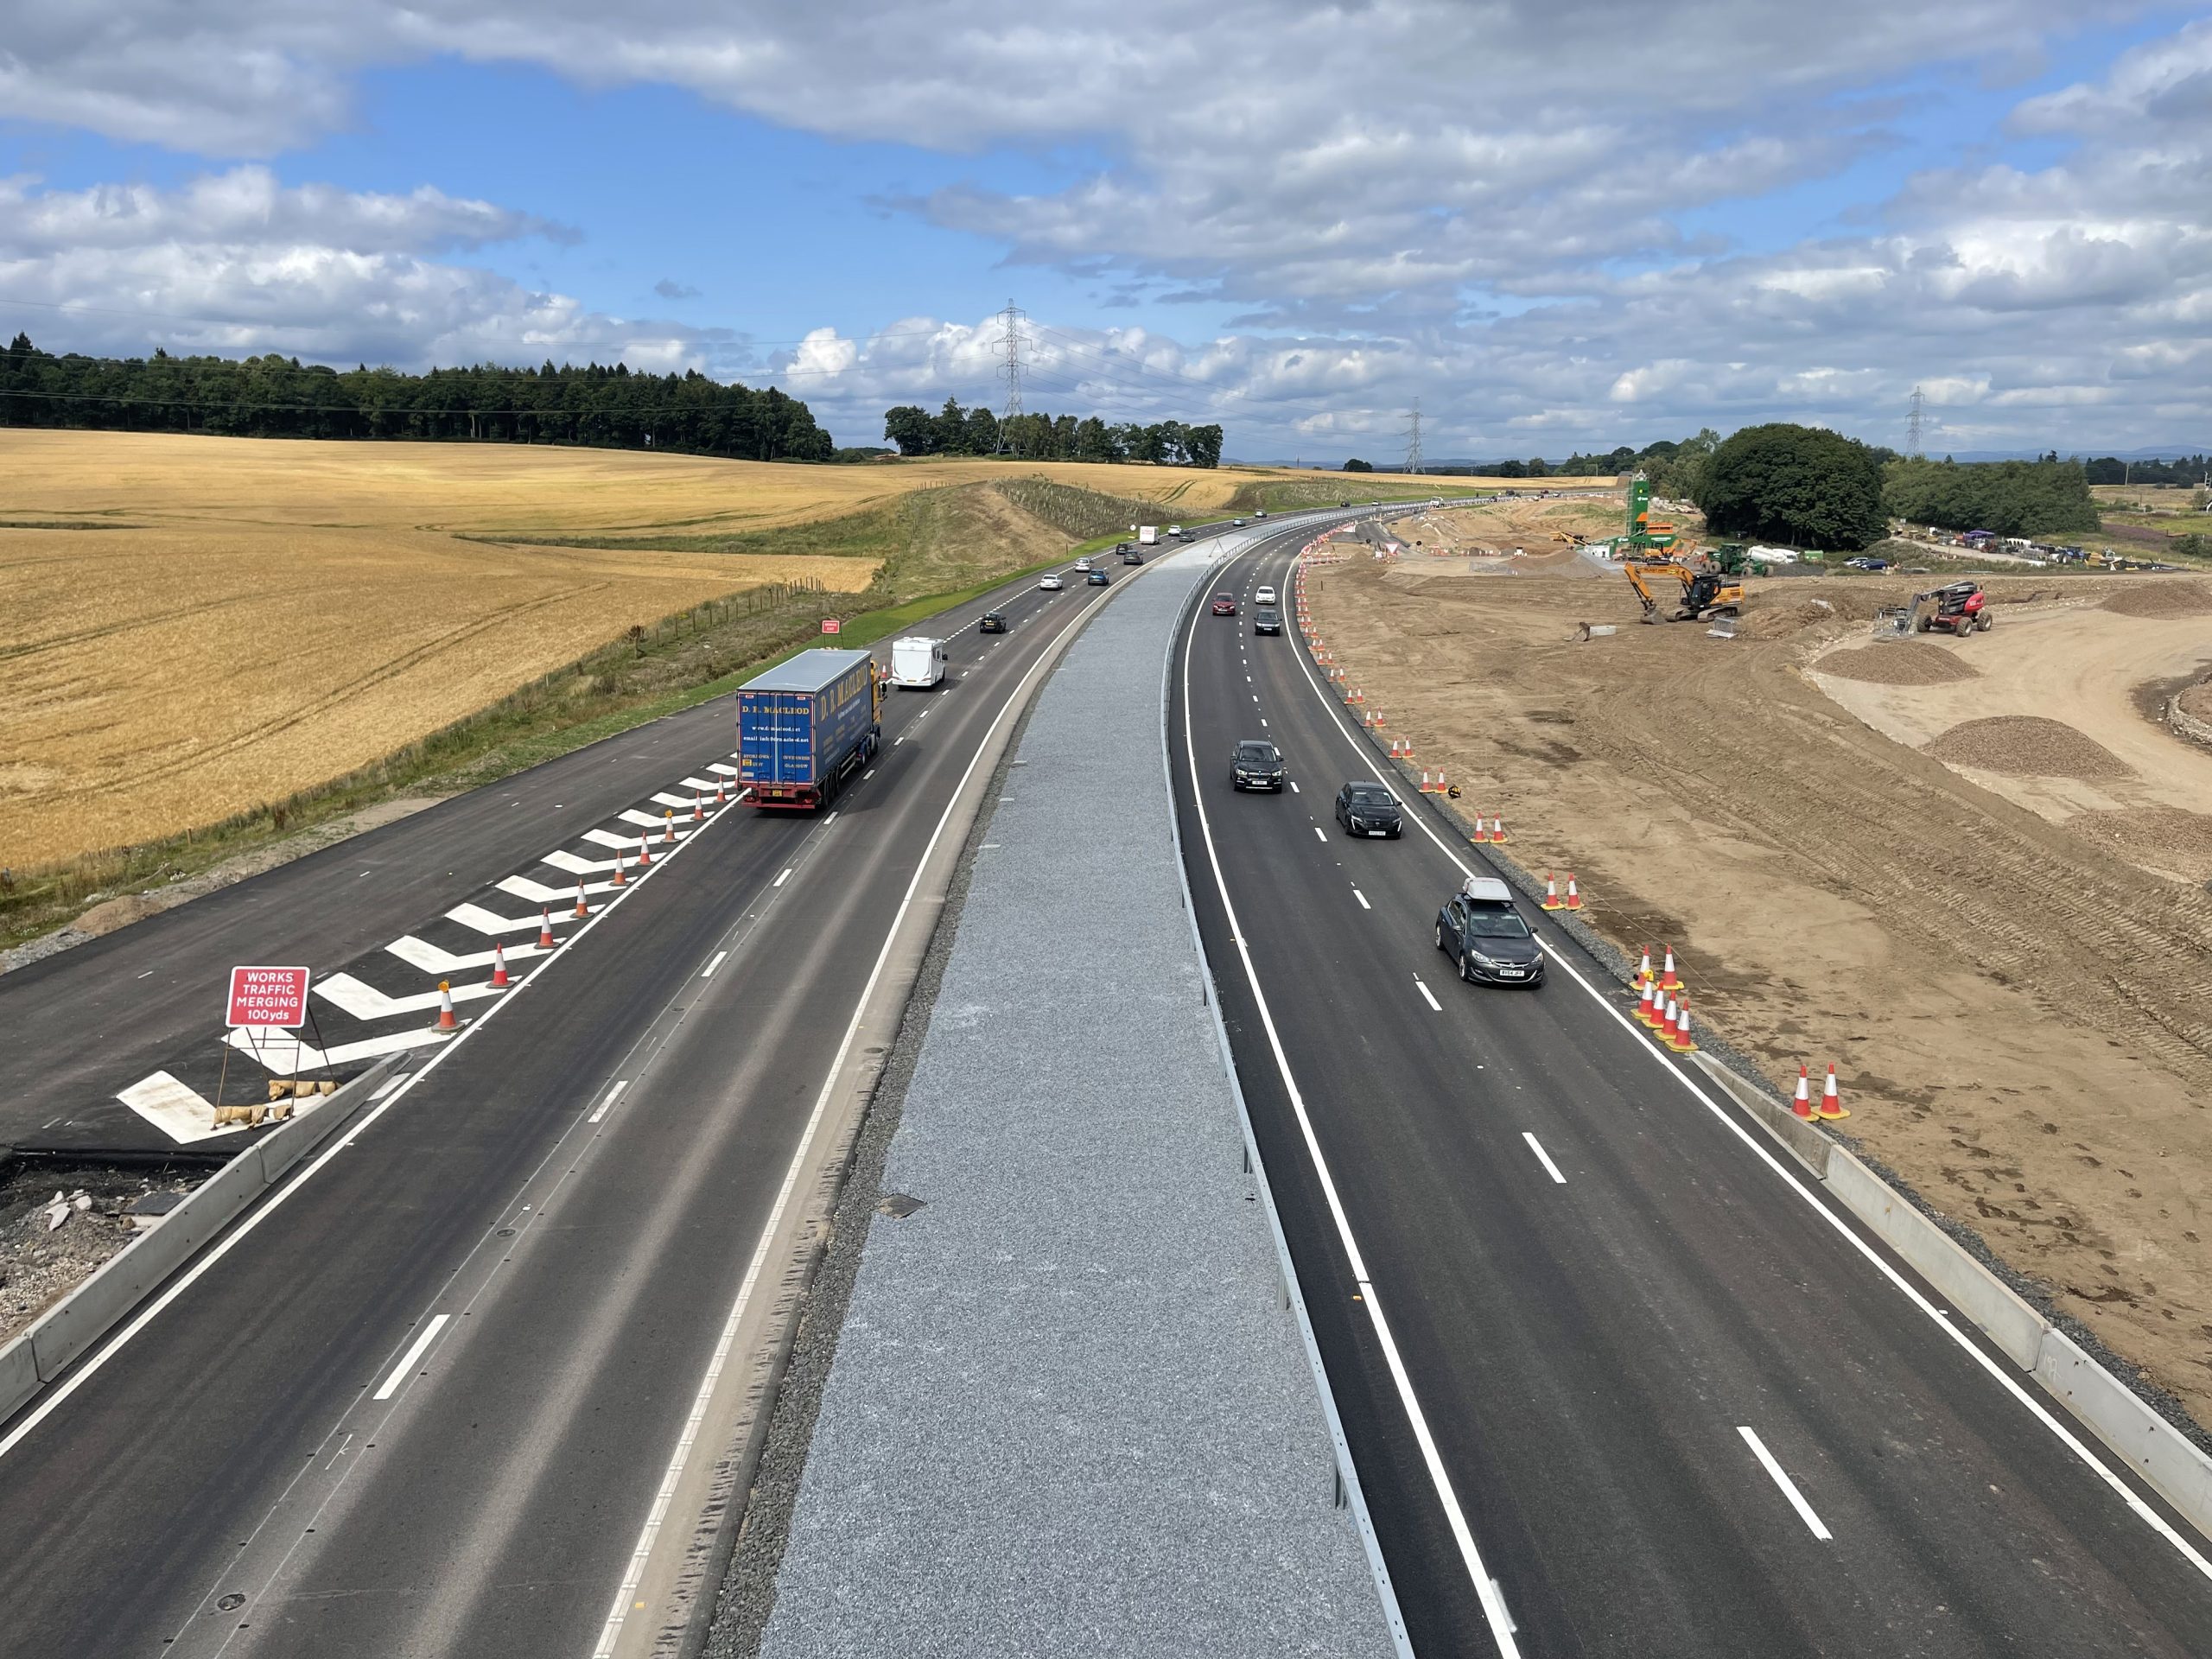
435;980;458;1031
574;879;588;919
491;941;510;988
1564;873;1584;911
691;792;702;822
1488;816;1508;844
1815;1064;1850;1121
1541;873;1564;911
1470;811;1490;842
612;849;626;887
716;774;727;804
637;832;652;868
1660;945;1681;993
1659;991;1679;1037
1791;1065;1815;1120
1637;945;1653;984
662;810;674;843
1669;996;1697;1052
539;907;556;950
1635;976;1656;1026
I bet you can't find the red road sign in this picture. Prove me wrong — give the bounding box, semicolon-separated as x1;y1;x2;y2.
820;618;842;634
227;965;311;1028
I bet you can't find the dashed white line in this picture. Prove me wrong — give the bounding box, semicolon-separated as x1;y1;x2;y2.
1289;780;1300;793
1353;889;1370;910
1414;978;1443;1012
589;1080;629;1123
701;951;728;977
1522;1132;1567;1185
372;1314;450;1402
1313;826;1327;842
823;810;840;824
773;868;793;888
1739;1427;1832;1540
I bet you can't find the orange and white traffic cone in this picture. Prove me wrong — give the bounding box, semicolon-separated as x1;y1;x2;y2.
1488;816;1508;844
1669;996;1697;1052
1791;1065;1815;1120
539;907;556;950
612;849;626;887
1469;811;1490;842
1815;1064;1850;1121
1541;873;1564;911
435;980;458;1031
491;941;509;988
716;774;727;804
1637;945;1653;984
691;792;702;822
1564;873;1584;911
638;832;652;868
1635;976;1656;1026
662;810;674;843
574;879;588;919
1428;772;1444;795
1660;945;1681;993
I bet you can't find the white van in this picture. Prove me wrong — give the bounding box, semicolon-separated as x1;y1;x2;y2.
890;636;949;689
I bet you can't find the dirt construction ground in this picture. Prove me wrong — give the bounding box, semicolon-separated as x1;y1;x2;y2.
1309;530;2212;1429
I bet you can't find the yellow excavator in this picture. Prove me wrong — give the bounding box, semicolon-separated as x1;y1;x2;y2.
1624;558;1744;624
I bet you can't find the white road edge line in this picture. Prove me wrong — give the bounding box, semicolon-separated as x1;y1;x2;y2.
0;759;735;1466
1522;1131;1567;1185
372;1314;450;1402
588;575;1120;1657
702;950;728;978
1414;979;1443;1013
1178;555;1523;1658
589;1081;629;1124
1739;1427;1832;1541
772;868;792;887
1275;543;2212;1584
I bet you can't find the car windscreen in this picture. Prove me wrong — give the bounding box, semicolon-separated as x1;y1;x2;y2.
1215;594;1235;603
1255;608;1280;620
1463;910;1531;939
1346;787;1395;806
1236;743;1278;763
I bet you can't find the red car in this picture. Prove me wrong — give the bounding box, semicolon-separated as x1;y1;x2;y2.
1211;593;1238;615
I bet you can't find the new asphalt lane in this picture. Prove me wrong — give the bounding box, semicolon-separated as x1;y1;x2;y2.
1170;524;2212;1656
0;540;1202;1656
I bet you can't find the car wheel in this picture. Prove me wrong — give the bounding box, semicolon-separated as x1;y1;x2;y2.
1459;949;1475;983
1980;612;1994;632
1434;920;1446;952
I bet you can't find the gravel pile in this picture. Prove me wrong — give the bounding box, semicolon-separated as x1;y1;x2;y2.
2065;806;2212;880
0;1165;199;1342
2182;679;2212;723
1926;715;2132;780
1816;640;1980;685
2101;581;2212;619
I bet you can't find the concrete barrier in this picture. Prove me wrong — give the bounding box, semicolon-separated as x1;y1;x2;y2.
1690;1053;1832;1178
2036;1327;2212;1540
1824;1149;2050;1371
0;1056;398;1421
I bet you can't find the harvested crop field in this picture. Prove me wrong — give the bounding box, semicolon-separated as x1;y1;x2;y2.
1815;640;1979;685
1924;715;2131;779
1309;560;2212;1427
2101;581;2212;618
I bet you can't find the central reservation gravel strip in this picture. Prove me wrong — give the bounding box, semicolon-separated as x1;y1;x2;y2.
757;547;1392;1658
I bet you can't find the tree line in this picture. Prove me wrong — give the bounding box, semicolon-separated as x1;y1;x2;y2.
2083;455;2209;486
881;397;1224;467
0;334;836;461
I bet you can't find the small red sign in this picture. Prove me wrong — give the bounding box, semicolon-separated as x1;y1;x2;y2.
820;618;842;634
227;965;311;1028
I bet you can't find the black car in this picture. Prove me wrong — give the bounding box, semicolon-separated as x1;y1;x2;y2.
1335;781;1402;837
1121;547;1143;565
1436;876;1544;986
1086;568;1110;586
1252;607;1282;635
979;610;1008;633
1231;740;1286;791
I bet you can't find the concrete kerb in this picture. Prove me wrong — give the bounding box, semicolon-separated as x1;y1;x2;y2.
1165;531;1414;1656
1295;545;2212;1547
0;1054;400;1425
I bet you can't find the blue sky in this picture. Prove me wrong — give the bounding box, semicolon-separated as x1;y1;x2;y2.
3;3;2209;460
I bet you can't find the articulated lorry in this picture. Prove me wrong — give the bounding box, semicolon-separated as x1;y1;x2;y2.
735;646;882;810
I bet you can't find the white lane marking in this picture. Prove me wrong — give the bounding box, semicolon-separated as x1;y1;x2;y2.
1415;979;1443;1012
1289;780;1300;793
1522;1132;1567;1185
893;735;906;747
1178;554;1522;1658
773;868;793;888
589;575;1108;1658
589;1080;629;1124
369;1072;408;1103
1353;889;1371;910
1260;718;1268;728
702;951;728;978
824;811;840;824
863;768;876;779
1740;1427;1832;1541
1313;827;1327;842
1275;547;2212;1586
372;1314;450;1402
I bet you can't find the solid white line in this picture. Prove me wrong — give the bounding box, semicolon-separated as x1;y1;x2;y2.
1274;547;2212;1584
773;868;792;887
589;572;1122;1657
702;950;728;977
1739;1427;1832;1540
589;1080;629;1124
372;1314;450;1402
1522;1132;1567;1185
1353;889;1370;910
1177;556;1522;1657
1415;979;1443;1012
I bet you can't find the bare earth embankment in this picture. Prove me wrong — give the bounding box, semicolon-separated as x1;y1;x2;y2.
1309;538;2212;1427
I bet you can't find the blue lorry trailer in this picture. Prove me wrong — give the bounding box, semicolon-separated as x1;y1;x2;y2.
734;647;883;810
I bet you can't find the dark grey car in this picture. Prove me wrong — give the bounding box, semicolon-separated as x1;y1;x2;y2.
1252;606;1282;635
1436;880;1544;986
1232;740;1286;791
1334;781;1402;837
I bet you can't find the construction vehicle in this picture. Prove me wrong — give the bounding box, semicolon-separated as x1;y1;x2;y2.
1624;558;1744;624
1908;582;1992;636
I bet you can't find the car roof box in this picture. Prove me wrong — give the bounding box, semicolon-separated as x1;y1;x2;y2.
1460;875;1515;904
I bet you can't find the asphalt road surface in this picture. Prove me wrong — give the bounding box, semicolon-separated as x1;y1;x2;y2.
1169;523;2212;1656
0;541;1196;1657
